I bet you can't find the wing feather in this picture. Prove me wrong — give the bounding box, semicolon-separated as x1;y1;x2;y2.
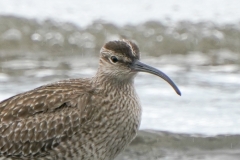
0;79;93;158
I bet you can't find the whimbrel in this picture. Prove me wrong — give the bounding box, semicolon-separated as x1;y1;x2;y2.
0;40;181;160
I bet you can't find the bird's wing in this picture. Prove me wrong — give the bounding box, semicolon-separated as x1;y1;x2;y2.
0;79;93;158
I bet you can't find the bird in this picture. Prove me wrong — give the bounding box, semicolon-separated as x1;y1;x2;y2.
0;39;181;160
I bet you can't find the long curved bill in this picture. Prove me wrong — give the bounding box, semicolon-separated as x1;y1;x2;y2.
131;60;181;96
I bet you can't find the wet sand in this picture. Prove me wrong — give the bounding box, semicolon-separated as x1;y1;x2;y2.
117;130;240;160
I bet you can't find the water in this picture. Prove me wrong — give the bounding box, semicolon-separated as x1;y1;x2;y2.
0;53;239;135
0;1;240;159
0;0;239;136
0;0;240;26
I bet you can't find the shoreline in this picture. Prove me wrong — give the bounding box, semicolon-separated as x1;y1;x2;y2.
116;130;240;160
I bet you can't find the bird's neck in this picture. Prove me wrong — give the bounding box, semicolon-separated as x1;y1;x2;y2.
91;73;135;93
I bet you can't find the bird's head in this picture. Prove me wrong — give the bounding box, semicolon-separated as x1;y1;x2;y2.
98;39;181;96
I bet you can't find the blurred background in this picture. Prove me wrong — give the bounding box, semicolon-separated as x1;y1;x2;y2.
0;0;240;159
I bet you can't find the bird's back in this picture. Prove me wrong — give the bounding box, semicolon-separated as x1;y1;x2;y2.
0;78;141;160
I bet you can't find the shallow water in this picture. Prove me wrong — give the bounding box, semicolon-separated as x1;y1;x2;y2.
0;14;239;135
1;0;240;26
0;53;239;135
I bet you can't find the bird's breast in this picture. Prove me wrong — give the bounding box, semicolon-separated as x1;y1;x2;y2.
83;88;142;159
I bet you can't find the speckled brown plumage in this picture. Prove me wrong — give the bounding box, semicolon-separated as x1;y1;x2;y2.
0;40;181;160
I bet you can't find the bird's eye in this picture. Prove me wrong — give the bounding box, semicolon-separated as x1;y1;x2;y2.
110;56;118;63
